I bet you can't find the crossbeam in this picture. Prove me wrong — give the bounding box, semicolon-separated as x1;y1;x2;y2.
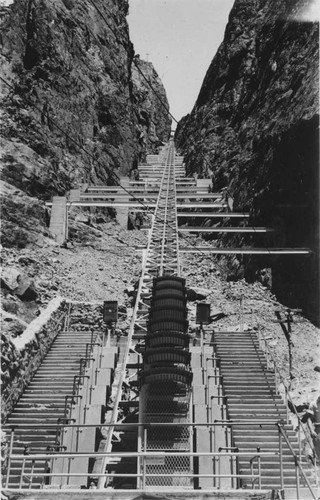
45;201;228;209
178;212;250;218
45;201;156;208
179;227;273;233
79;194;157;199
78;194;223;201
84;187;213;194
177;202;226;208
179;247;311;255
176;194;222;199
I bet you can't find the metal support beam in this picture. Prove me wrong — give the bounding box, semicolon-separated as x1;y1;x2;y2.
179;227;273;233
177;212;250;218
179;247;311;255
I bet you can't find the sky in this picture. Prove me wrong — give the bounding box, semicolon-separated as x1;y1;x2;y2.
128;0;235;124
2;0;318;122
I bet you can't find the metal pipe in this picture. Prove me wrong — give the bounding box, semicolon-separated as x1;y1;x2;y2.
258;327;316;457
19;458;25;489
5;427;15;488
9;450;278;460
6;419;283;429
29;460;35;489
295;457;300;500
67;457;72;486
7;471;264;480
277;423;317;500
279;428;284;490
142;426;147;490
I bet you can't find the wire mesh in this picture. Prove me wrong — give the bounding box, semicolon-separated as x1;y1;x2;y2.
145;456;192;487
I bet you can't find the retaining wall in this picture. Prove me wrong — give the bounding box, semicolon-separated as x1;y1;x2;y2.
1;297;68;422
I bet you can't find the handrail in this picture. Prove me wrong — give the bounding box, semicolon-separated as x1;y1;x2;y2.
11;471;265;485
246;327;289;423
10;448;275;488
72;374;89;395
4;419;284;429
63;394;83;420
12;472;264;479
277;423;318;500
249;452;262;489
257;326;317;468
9;450;279;460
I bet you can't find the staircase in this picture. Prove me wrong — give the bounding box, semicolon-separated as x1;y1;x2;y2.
3;303;107;489
4;328;96;488
213;329;309;490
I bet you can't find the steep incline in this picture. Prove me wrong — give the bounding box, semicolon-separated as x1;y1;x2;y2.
175;0;319;323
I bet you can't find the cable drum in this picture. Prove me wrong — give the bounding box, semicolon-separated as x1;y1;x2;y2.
140;367;193;386
153;281;185;292
152;288;187;299
144;347;191;366
145;331;190;348
149;307;187;324
148;319;189;334
151;296;187;308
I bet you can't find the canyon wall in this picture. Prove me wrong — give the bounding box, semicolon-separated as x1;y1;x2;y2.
175;0;319;323
0;0;171;247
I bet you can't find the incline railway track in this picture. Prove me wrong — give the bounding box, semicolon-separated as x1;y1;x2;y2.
2;141;318;498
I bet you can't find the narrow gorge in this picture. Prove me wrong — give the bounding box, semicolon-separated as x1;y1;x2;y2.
1;0;319;497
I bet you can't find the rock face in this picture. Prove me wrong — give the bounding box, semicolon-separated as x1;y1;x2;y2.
175;0;319;323
132;56;172;157
0;0;171;247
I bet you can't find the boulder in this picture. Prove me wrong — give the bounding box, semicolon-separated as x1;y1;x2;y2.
125;286;135;297
1;268;38;301
1;268;21;292
15;279;38;301
186;286;211;301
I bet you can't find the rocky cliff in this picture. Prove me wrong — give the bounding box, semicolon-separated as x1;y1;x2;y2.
0;0;171;247
175;0;319;323
131;56;172;157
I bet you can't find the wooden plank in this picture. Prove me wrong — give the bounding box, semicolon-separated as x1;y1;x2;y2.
86;187;159;192
85;186;209;191
176;180;196;183
80;194;157;200
179;227;273;233
46;201;157;208
177;212;249;218
176;194;222;199
180;247;311;255
177;203;226;208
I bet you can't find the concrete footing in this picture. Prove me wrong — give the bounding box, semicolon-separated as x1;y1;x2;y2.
2;488;275;500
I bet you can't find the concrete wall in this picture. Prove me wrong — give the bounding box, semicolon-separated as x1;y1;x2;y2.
1;297;68;422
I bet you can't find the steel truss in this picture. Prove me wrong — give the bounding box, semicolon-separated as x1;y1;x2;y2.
133;140;183;339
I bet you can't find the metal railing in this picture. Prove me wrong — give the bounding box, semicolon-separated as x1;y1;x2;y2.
278;423;318;500
257;326;318;484
249;453;262;489
6;419;319;492
6;447;274;491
